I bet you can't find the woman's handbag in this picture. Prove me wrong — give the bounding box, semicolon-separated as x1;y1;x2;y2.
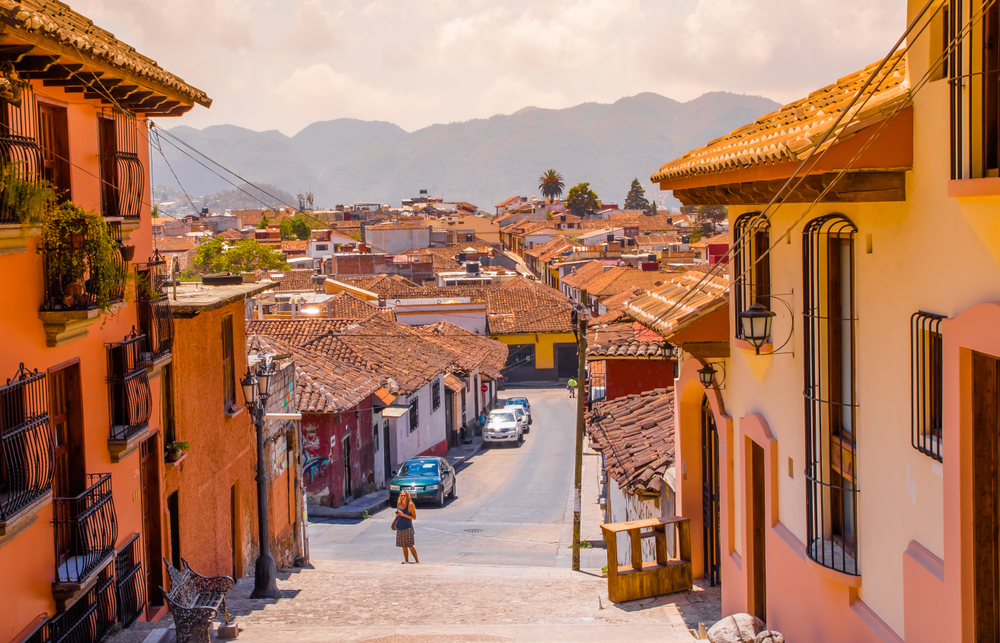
391;516;398;531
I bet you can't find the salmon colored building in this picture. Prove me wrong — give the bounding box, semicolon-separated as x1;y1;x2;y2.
633;3;1000;641
0;3;211;642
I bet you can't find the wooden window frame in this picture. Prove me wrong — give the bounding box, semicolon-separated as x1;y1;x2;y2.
221;314;235;410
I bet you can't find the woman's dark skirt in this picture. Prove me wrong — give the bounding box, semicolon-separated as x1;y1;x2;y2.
396;527;415;547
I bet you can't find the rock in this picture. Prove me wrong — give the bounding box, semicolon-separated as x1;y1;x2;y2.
754;631;784;643
707;613;767;643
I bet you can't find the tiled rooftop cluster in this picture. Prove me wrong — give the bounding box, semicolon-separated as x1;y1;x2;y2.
586;388;675;495
623;271;730;337
587;312;668;359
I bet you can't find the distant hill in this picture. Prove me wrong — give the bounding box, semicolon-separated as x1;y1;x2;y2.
151;91;780;212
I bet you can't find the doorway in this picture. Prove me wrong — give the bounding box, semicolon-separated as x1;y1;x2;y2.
230;483;242;579
701;395;721;587
382;421;391;484
167;491;180;570
49;361;85;498
342;435;351;502
556;345;578;379
750;441;767;622
973;351;1000;641
140;436;162;611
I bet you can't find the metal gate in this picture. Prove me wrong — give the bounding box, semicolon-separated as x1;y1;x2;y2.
702;395;721;587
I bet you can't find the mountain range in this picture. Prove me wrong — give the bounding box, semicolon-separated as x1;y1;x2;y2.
151;91;780;213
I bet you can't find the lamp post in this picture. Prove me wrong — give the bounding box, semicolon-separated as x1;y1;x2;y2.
241;357;281;600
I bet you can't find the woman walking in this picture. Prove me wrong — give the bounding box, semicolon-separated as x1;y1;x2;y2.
395;491;419;563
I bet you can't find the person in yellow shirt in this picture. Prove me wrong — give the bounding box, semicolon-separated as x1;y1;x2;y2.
567;378;577;398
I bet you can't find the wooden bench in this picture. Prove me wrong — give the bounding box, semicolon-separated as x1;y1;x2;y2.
161;557;235;643
600;516;692;603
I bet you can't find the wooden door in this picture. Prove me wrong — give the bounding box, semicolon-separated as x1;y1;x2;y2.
343;436;351;501
701;396;721;586
140;436;162;610
974;351;1000;642
37;102;70;200
750;441;767;622
49;362;85;498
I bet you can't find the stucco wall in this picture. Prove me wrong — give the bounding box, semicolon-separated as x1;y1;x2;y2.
605;359;675;401
492;332;578;382
302;398;377;508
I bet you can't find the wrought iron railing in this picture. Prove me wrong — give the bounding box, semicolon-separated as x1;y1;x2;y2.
99;109;144;221
0;85;44;225
106;328;152;442
41;220;128;312
115;534;145;629
136;251;174;360
0;363;54;522
53;473;118;583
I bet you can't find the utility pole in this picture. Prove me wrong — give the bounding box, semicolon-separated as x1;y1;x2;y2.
572;290;588;572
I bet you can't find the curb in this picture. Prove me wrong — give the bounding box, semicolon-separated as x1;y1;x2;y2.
449;440;485;469
308;495;389;520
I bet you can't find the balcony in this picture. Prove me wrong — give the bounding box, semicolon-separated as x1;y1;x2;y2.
0;363;54;539
106;329;153;462
39;217;129;347
137;251;175;371
52;473;118;609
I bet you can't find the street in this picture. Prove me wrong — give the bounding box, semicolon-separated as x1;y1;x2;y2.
307;386;608;569
120;386;719;643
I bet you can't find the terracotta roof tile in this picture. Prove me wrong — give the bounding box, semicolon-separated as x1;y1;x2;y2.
259;269;316;292
583;267;672;298
154;237;197;253
559;260;609;290
622;271;729;338
652;49;909;183
586;388;675;494
326;292;396;321
587;313;669;359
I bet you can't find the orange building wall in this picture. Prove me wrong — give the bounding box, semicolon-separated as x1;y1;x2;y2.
0;81;159;643
165;302;257;579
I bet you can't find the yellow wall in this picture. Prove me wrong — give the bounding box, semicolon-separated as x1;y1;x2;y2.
491;332;577;369
430;215;500;244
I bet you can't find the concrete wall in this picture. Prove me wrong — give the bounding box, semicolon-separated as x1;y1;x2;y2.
387;377;448;469
492;333;578;382
366;227;431;255
301;397;377;508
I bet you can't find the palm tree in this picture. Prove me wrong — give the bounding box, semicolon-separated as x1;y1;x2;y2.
538;170;565;202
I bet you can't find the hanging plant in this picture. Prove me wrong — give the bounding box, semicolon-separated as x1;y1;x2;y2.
37;202;123;313
0;160;57;224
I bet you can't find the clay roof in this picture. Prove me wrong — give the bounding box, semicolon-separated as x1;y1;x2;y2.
652;49;909;184
0;0;211;112
622;271;729;338
326;291;396;321
533;237;575;262
559;260;609;290
583;267;671;298
587;388;675;495
349;274;420;298
443;373;465;392
217;228;247;241
599;286;646;314
416;322;509;379
248;334;382;414
154;237;197;253
587;313;668;359
635;234;680;247
259;269;316;292
281;240;308;253
704;233;729;245
488;306;575;334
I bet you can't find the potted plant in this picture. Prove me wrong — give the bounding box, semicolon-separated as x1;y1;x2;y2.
37;202;122;312
0;160;57;224
165;441;190;462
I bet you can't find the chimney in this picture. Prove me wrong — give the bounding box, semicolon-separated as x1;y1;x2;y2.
667;216;673;225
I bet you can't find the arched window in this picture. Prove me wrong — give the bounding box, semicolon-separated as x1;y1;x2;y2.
733;212;771;340
802;213;859;575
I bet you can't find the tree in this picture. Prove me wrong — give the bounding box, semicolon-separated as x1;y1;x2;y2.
280;214;311;240
192;238;287;274
565;182;599;216
214;239;288;273
624;178;653;214
258;212;270;229
538;169;565;202
682;204;727;235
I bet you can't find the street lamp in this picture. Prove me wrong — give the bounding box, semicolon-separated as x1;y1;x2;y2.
698;363;717;389
241;356;281;600
738;303;776;355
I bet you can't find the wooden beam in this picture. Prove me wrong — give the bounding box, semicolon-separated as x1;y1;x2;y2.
14;54;60;72
674;171;907;206
677;341;730;359
22;63;82;80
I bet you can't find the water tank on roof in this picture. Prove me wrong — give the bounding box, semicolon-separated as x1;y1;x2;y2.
467;262;480;275
607;234;615;243
648;253;657;262
458;252;467;263
667;216;673;225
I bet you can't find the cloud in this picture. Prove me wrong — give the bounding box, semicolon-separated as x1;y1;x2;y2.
477;76;570;116
282;0;339;54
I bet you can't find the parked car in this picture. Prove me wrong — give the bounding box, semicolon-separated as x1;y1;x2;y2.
389;457;457;507
509;405;529;434
505;397;531;425
484;409;523;447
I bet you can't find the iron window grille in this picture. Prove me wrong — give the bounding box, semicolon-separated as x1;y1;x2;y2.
802;213;860;576
0;363;54;522
98;108;144;220
41;219;128;312
106;328;153;442
912;311;946;461
0;82;43;224
409;398;419;432
115;533;146;629
136;251;174;360
432;380;441;411
53;473;118;583
222;314;236;409
733;212;771;340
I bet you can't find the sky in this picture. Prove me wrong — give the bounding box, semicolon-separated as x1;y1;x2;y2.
72;0;905;136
